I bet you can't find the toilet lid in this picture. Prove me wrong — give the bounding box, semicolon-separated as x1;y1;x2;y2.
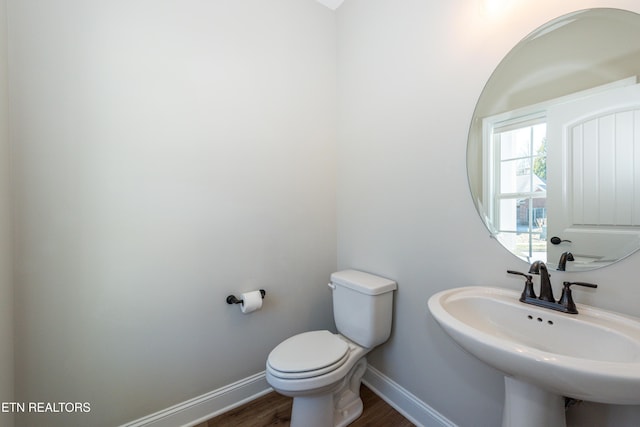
268;330;349;374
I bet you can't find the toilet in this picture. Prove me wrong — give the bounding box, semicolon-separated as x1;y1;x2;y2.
265;269;397;427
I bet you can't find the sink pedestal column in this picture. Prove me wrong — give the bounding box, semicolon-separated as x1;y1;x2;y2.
502;377;565;427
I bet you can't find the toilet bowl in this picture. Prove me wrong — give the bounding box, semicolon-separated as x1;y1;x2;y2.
265;270;397;427
266;331;369;427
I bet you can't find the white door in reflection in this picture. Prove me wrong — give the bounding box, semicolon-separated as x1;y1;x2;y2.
547;83;640;268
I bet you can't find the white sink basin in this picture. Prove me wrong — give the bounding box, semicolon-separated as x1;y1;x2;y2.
428;286;640;427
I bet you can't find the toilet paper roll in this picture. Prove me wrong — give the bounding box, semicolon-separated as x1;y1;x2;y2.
240;290;263;314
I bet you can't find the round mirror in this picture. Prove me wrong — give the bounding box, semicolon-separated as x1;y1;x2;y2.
467;8;640;271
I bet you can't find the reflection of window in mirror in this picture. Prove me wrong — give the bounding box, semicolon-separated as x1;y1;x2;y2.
487;114;547;261
482;77;638;264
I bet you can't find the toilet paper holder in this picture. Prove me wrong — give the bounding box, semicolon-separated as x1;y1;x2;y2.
226;289;266;305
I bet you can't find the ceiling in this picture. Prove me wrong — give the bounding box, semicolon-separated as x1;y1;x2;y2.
316;0;345;10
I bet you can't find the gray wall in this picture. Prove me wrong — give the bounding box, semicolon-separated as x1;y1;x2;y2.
9;1;337;426
0;0;12;426
336;1;640;426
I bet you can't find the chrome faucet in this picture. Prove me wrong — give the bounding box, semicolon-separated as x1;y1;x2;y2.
528;261;555;302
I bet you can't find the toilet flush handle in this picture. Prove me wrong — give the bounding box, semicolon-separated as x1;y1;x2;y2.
327;282;336;290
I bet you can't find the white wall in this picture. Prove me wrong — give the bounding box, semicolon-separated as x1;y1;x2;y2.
336;0;640;426
8;1;337;426
0;0;12;425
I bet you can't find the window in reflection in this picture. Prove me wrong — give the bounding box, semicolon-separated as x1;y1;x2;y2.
491;118;547;261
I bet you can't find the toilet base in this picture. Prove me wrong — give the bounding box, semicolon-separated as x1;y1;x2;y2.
289;358;368;427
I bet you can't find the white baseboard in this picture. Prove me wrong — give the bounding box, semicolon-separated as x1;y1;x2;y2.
362;365;457;427
119;372;272;427
121;366;455;427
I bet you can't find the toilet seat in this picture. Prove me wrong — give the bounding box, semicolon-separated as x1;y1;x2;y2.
267;330;350;380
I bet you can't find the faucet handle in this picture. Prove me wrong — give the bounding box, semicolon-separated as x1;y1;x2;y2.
559;281;598;314
507;270;537;301
507;270;532;279
563;281;598;289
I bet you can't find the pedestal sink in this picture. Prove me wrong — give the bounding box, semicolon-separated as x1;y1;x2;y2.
428;286;640;427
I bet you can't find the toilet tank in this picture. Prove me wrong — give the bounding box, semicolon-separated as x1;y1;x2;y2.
330;270;397;348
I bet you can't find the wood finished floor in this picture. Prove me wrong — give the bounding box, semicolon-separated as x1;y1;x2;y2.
195;384;414;426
